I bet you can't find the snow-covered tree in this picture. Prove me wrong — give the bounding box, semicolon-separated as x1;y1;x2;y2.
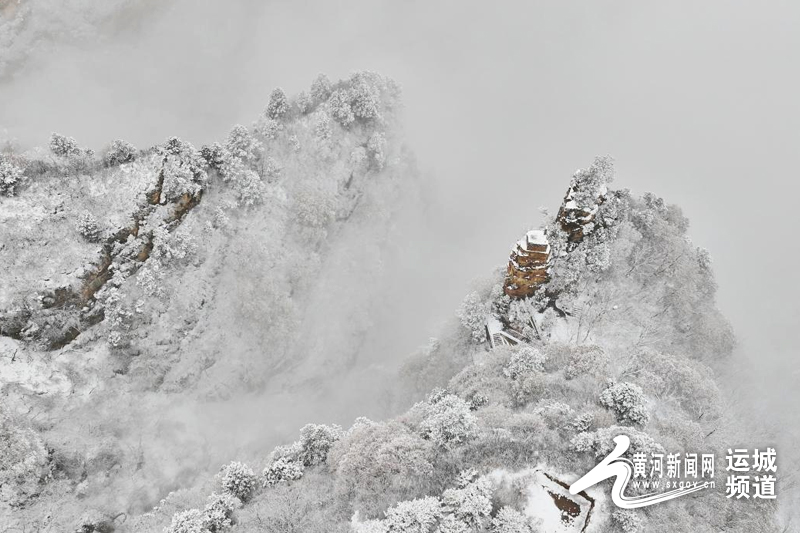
503;346;546;380
295;90;312;114
0;154;23;196
262;456;304;487
599;381;650;427
203;492;241;532
76;212;102;242
310;73;333;103
418;393;478;448
164;509;205;533
297;423;343;466
329;89;355;127
441;472;493;528
266;87;289;119
225;124;262;166
456;292;487;343
49;132;82;157
216;461;257;501
367;131;388;170
491;507;535;533
384;496;441;533
103;139;137;167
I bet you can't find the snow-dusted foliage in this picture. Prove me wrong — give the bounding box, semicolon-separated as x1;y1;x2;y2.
203;492;241;532
456;292;487;343
0;154;23;196
562;344;608;380
569;155;614;209
367;131;388;170
612;509;644;533
440;471;493;528
297;423;343;466
310;73;333;103
76;211;102;242
599;381;650;427
0;407;50;503
295;91;312;114
164;509;206;533
266;87;289;120
158;136;207;202
503;346;546;379
216;461;258;501
384;496;442;533
329;88;356;127
49;132;82;157
225;124;262;166
572;425;664;458
491;507;536;533
418;393;478;448
262;456;304;487
103;139;137;167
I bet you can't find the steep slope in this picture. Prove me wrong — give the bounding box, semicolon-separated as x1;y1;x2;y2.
126;159;780;533
0;72;417;530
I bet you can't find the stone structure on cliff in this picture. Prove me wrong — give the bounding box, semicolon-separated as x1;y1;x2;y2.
503;229;550;299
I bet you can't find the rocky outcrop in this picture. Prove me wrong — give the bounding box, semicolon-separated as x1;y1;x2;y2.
503;229;550;299
0;149;204;350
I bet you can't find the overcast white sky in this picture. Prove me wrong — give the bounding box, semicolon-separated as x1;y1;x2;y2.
2;0;798;433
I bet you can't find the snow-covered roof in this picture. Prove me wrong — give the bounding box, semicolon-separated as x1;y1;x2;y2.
525;229;548;245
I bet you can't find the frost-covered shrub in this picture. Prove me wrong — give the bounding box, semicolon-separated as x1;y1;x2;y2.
220;158;266;207
491;507;535;533
149;225;198;267
225;124;261;165
312;110;333;143
293;183;336;228
200;142;227;172
329;420;434;513
296;91;312;114
571;425;664;458
49;132;81;157
254;116;283;141
0;154;23;196
367;131;387;169
436;515;470;533
328;89;355;127
441;472;493;527
599;382;649;427
0;407;50;503
503;346;546;379
165;509;205;533
612;509;643;533
203;492;241;532
569;155;614;209
297;423;343;466
103;139;136;167
457;292;487;343
216;461;257;501
263;156;282;180
158;137;207;202
77;212;102;242
349;73;381;120
288;134;301;152
266;87;289;119
625;349;721;419
310;73;332;103
418;394;478;448
563;345;608;380
384;496;441;533
262;456;304;487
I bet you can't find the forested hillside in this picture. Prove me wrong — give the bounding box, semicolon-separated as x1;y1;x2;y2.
0;75;782;532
